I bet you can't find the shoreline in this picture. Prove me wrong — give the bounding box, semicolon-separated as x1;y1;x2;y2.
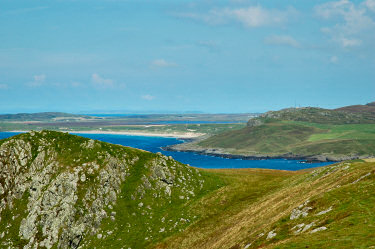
7;130;205;139
162;145;366;163
6;130;363;163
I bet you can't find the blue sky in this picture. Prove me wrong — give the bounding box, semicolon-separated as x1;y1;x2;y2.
0;0;374;113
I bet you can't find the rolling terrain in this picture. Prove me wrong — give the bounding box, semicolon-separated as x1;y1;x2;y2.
1;131;375;248
169;103;375;162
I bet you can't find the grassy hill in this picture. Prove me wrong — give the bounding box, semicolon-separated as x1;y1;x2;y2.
169;104;375;161
1;131;375;248
335;101;375;114
0;131;221;248
156;159;375;249
248;106;375;125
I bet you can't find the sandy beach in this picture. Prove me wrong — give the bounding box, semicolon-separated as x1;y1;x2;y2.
9;130;205;139
70;130;205;138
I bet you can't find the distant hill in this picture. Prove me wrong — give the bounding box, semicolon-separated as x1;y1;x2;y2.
335;101;375;114
1;131;375;248
0;112;91;121
248;105;375;126
169;102;375;162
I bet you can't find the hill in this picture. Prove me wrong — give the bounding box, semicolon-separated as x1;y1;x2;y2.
168;104;375;161
1;131;375;248
335;101;375;114
157;159;375;249
248;106;375;125
0;131;220;248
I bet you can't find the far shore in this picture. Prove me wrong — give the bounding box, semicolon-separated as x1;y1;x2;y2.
8;130;205;139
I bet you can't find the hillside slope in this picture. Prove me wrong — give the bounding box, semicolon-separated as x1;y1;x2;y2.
156;159;375;249
335;101;375;114
168;105;375;161
248;105;375;125
0;131;220;248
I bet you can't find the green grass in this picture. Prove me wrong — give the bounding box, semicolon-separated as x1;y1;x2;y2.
85;162;224;249
306;123;375;141
199;122;324;154
0;191;30;248
155;168;297;249
253;107;375;125
192;121;375;159
155;160;375;249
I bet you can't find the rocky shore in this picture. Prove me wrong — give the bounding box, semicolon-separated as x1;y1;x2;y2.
164;141;367;163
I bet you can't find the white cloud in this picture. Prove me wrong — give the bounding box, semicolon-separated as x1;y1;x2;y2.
315;0;375;48
225;7;290;27
26;74;46;87
264;35;301;48
330;55;339;63
315;0;350;19
338;37;362;47
364;0;375;12
0;84;8;89
175;6;295;28
151;59;177;67
141;94;155;101
91;73;114;88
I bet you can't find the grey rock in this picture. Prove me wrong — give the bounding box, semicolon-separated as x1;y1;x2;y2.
316;206;333;216
266;230;276;239
310;226;327;234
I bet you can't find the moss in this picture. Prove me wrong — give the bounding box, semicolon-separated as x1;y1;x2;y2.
0;191;30;247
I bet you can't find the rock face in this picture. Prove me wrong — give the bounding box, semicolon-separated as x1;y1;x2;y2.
0;131;205;249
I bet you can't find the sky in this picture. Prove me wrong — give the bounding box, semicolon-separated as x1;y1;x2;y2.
0;0;374;113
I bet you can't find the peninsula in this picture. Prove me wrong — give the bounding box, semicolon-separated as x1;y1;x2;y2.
167;102;375;162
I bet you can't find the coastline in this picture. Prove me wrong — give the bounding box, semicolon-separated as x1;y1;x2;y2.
7;130;205;139
162;144;365;163
7;130;363;163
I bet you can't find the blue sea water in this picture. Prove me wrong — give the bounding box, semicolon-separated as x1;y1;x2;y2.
0;132;331;171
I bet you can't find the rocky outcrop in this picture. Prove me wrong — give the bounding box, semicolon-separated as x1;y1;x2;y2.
0;131;205;248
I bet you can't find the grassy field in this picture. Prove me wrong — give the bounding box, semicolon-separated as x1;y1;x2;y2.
155;160;375;248
190;120;375;160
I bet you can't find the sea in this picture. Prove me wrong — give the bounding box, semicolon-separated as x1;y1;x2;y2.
0;132;332;171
